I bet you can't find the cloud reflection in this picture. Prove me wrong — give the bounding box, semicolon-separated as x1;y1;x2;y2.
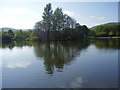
0;62;1;68
70;77;83;88
7;61;31;68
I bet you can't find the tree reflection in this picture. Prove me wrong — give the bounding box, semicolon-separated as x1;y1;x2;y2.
33;41;90;74
91;39;119;50
1;39;119;75
1;41;34;49
2;41;15;49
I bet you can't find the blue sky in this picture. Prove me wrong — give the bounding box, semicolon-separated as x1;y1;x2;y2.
0;1;118;29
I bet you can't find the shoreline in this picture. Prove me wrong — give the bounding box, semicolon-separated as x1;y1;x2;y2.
88;36;120;39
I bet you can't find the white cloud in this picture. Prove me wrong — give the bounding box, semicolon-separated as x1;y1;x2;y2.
90;16;96;18
63;10;75;17
77;21;101;28
3;7;29;15
70;77;83;88
0;7;37;29
97;17;105;20
90;16;106;20
7;61;31;68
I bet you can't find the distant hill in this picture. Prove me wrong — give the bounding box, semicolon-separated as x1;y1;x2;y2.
90;22;119;30
105;22;120;25
0;27;32;31
0;27;16;31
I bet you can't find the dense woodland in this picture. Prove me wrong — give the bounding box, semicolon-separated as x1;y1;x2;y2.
0;3;119;42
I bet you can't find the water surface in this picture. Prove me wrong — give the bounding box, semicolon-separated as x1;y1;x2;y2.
1;39;119;88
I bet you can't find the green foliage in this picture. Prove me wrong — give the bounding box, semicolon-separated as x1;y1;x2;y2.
90;24;120;37
14;30;23;40
0;31;2;38
1;29;38;41
42;3;53;41
109;31;114;36
34;3;89;41
51;25;89;41
89;30;96;36
53;7;64;31
96;32;107;37
8;29;14;38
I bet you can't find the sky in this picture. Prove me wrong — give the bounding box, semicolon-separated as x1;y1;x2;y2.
0;1;118;29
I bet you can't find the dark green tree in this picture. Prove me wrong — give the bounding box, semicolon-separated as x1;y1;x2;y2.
42;3;53;41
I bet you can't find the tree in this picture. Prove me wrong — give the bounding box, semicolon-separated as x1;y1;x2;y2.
82;25;89;37
91;24;120;37
109;31;114;36
8;29;14;38
14;30;23;40
34;3;90;41
34;21;46;40
42;3;53;41
63;14;76;29
53;7;64;31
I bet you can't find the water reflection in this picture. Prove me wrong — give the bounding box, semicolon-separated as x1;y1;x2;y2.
1;39;119;75
70;77;83;88
33;41;90;74
7;61;31;68
2;41;33;49
2;39;119;50
91;39;119;50
1;39;119;88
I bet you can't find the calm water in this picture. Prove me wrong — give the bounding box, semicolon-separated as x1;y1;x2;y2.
1;39;119;88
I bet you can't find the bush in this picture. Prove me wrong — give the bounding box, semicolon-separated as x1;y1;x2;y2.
109;31;114;36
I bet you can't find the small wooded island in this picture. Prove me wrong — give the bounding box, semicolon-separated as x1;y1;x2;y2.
1;3;120;42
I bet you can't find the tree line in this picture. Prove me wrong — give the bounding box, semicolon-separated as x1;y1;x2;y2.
89;24;120;37
1;29;36;41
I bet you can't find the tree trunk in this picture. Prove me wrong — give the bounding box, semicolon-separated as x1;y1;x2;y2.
46;28;50;41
